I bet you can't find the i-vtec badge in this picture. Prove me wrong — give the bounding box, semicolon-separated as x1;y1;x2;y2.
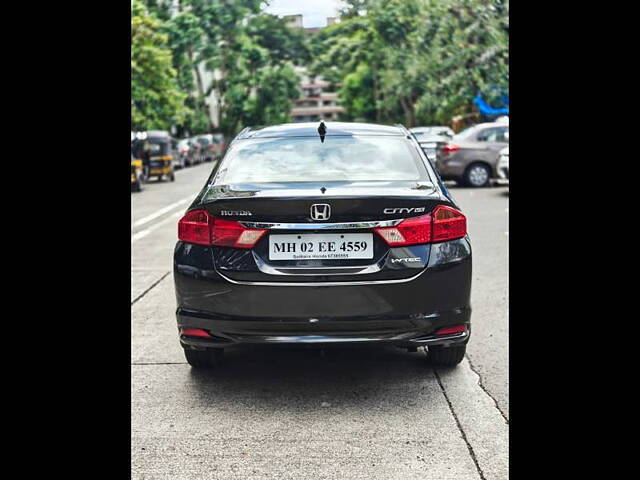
220;210;252;216
391;257;421;263
383;207;426;214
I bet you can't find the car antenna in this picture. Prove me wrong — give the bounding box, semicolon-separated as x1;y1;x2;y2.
318;120;326;143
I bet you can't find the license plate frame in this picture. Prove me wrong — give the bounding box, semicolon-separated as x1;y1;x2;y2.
268;233;374;261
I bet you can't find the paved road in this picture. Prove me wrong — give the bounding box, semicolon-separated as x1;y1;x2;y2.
131;165;509;479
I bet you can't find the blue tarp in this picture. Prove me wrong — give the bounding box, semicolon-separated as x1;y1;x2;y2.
473;95;509;116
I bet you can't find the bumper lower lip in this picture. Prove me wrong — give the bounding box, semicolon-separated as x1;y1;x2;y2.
177;307;471;349
180;331;468;348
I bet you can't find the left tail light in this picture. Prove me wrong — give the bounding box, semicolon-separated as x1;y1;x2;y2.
374;205;466;246
178;209;267;248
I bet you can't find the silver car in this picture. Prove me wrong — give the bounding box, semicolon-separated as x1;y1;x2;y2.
497;146;509;179
410;127;454;166
436;122;509;187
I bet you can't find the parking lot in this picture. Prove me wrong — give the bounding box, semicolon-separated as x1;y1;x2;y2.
131;162;509;479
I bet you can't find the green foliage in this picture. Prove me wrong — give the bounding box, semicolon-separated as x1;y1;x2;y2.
309;0;509;127
131;0;508;134
134;0;302;136
131;0;188;131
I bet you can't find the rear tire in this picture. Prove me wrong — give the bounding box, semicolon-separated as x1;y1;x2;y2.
184;348;223;368
463;163;491;188
170;172;175;182
428;345;466;366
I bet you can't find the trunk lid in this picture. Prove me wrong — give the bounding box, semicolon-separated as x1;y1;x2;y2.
199;181;448;283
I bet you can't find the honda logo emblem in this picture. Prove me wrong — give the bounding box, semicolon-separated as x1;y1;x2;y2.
310;204;331;221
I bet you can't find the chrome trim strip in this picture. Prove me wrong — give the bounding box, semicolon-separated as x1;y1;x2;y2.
239;219;403;230
216;267;427;286
415;331;468;344
252;251;383;276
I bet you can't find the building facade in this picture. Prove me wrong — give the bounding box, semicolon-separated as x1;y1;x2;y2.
283;15;345;123
290;69;345;122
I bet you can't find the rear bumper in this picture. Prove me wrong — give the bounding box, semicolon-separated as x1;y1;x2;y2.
174;238;472;349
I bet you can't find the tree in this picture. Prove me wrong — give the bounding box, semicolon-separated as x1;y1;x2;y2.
131;0;188;131
162;10;210;135
308;0;509;127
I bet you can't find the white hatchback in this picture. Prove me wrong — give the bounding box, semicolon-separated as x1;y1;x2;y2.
497;147;509;179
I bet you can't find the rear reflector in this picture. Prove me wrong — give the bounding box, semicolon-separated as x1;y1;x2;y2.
180;328;211;338
178;210;266;248
435;325;466;336
374;205;466;246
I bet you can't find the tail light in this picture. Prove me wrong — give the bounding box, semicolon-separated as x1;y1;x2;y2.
374;215;433;246
432;205;466;242
374;205;466;246
178;209;267;248
441;143;460;155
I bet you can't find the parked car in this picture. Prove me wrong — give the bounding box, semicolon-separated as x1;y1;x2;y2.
195;134;225;162
436;122;509;187
411;126;454;139
173;122;472;369
497;147;509;180
188;136;204;164
410;128;450;165
175;139;194;168
211;133;226;160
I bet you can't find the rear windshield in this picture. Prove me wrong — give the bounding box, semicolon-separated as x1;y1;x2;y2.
217;136;427;183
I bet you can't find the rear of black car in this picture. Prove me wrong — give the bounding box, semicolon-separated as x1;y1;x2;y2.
173;123;472;368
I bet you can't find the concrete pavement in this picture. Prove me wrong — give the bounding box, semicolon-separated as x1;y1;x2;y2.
131;166;509;479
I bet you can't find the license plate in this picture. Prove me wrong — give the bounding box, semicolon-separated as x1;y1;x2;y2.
269;233;373;260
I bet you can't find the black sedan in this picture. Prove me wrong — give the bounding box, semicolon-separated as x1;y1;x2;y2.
174;122;472;368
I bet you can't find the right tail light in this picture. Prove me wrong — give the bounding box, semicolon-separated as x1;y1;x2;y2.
374;205;466;246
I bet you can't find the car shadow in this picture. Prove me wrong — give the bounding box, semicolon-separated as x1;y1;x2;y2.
185;345;438;412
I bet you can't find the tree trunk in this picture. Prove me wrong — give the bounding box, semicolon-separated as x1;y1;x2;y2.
188;46;211;131
399;97;415;127
372;66;379;123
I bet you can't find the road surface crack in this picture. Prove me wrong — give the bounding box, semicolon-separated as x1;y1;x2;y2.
131;271;171;306
465;354;509;423
434;368;487;480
